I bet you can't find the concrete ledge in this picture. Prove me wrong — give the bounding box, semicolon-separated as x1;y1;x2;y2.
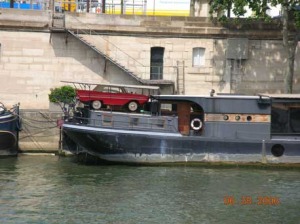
0;9;283;39
65;13;283;39
0;8;51;30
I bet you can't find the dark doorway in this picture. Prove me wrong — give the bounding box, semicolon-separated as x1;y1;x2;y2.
150;47;164;80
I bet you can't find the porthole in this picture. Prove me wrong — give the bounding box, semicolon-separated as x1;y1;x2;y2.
271;144;285;157
223;115;229;121
235;115;240;121
247;116;252;121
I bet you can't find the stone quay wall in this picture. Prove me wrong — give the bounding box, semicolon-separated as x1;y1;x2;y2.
19;110;62;152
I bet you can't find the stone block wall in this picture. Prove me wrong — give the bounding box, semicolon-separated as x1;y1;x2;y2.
91;35;300;95
0;31;140;109
19;110;62;152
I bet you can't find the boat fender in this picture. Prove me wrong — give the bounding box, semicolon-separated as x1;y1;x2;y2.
191;118;202;131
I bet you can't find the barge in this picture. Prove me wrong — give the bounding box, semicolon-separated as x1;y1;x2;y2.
0;102;20;156
62;93;300;165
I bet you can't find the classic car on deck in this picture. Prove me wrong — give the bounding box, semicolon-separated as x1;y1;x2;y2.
62;81;160;112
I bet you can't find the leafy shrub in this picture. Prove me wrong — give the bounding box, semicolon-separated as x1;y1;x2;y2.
49;86;76;113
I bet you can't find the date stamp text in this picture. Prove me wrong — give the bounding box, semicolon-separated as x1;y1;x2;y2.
223;195;280;206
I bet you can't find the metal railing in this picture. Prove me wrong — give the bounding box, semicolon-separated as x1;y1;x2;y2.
53;9;179;84
67;13;177;82
52;0;147;14
105;0;147;15
68;15;148;80
64;113;179;133
0;0;48;10
1;0;189;16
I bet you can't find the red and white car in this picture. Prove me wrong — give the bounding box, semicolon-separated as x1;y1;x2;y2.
75;83;159;112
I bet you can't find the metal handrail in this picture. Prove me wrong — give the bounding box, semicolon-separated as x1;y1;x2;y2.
67;13;148;79
65;114;178;132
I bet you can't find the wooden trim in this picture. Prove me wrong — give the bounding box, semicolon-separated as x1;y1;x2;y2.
205;113;270;123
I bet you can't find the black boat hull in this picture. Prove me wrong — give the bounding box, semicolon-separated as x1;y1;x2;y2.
0;113;19;156
63;124;300;164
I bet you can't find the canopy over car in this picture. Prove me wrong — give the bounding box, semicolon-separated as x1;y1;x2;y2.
61;80;160;91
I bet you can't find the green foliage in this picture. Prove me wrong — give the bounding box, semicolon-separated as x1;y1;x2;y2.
209;0;300;26
49;85;76;104
295;10;300;27
209;0;300;93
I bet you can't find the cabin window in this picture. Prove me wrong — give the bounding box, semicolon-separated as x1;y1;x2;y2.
160;103;177;116
193;47;205;67
150;47;164;80
271;103;300;135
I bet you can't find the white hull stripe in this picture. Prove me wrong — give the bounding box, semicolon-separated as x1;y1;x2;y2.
0;114;14;120
63;123;182;137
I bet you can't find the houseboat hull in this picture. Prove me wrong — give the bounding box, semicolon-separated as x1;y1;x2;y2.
63;124;300;164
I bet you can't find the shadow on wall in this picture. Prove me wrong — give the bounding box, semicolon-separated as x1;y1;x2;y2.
213;38;290;94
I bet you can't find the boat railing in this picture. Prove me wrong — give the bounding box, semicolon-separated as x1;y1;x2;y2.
64;114;179;133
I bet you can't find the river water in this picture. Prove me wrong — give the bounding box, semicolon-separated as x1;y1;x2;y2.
0;155;299;224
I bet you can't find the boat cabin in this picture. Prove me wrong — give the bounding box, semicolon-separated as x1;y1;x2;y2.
153;94;300;138
69;90;300;141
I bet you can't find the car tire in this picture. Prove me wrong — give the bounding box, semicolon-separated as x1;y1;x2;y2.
92;100;102;110
128;101;138;112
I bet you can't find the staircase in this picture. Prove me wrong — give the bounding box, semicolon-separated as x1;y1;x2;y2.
68;30;145;83
50;13;174;86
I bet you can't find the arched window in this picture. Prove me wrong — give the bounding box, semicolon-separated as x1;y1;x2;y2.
193;47;205;67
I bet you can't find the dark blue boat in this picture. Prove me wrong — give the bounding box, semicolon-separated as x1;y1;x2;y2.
62;93;300;165
0;102;20;156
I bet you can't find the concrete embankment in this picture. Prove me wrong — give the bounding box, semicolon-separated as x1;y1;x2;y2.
19;110;63;153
